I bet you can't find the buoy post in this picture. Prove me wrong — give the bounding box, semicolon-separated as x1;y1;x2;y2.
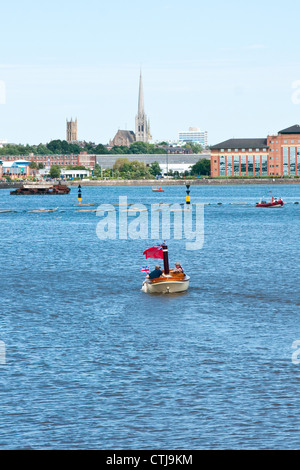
78;184;82;205
186;184;190;205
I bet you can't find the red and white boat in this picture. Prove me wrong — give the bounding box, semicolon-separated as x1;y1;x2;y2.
256;197;284;208
152;186;164;192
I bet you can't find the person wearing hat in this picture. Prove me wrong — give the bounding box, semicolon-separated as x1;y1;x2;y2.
147;264;163;280
170;262;184;274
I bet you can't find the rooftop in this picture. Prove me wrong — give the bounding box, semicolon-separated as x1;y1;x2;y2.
211;138;268;150
278;124;300;134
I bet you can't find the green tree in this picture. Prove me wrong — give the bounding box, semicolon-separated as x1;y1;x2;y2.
68;143;82;154
94;144;109;154
47;140;63;154
61;140;70;153
184;143;203;154
129;160;152;178
113;158;131;173
128;141;149;154
149;161;162;177
29;161;38;169
49;165;61;179
190;158;211;176
35;144;49;155
112;158;152;179
82;142;95;153
0;144;19;155
110;146;127;154
93;163;102;177
154;147;167;154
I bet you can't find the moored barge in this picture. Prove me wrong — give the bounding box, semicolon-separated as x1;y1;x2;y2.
10;182;71;195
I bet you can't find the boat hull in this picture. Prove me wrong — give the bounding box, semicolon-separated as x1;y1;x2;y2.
10;184;70;195
142;275;190;294
256;201;283;208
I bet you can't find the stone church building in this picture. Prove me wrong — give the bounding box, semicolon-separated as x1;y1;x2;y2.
109;130;136;147
110;71;151;147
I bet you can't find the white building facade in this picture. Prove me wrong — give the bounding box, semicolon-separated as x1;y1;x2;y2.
178;127;208;148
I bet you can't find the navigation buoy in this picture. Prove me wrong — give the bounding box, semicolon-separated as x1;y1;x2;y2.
186;184;190;205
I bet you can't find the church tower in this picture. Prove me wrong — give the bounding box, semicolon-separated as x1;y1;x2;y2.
135;71;151;142
66;118;77;143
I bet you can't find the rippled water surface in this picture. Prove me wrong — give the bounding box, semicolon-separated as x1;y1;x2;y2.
1;183;300;449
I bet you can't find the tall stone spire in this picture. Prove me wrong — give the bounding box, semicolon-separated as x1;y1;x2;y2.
135;70;150;142
138;70;144;115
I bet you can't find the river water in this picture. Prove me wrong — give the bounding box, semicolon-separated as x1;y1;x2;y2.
0;183;300;449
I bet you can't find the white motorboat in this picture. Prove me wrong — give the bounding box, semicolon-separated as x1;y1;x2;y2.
141;243;190;294
152;186;164;192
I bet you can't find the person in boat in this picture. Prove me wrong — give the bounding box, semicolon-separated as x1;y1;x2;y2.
147;264;163;279
170;262;184;274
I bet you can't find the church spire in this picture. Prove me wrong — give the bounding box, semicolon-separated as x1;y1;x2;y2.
138;70;144;115
135;70;149;142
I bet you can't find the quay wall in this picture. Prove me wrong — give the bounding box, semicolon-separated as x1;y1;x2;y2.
67;178;300;187
1;178;300;190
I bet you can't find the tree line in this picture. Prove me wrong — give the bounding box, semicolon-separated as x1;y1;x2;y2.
48;157;210;179
0;140;203;156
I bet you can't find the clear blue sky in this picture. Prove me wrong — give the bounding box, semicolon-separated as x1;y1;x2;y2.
1;0;300;146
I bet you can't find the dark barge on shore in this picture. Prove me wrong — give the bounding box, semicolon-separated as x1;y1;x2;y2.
10;182;71;195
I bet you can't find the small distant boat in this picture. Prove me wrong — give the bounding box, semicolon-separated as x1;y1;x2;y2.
10;182;70;195
256;197;284;208
141;243;190;294
152;186;164;192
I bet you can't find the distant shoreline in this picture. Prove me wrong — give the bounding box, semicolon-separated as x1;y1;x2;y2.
1;178;300;190
68;178;300;186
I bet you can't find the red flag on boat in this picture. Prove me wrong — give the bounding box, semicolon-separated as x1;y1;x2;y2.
143;245;164;259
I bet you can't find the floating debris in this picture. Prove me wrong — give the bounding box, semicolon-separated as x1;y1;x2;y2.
75;209;98;212
74;203;95;207
27;208;59;213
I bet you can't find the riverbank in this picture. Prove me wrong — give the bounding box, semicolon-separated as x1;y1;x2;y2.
0;182;22;189
67;177;300;186
1;177;300;190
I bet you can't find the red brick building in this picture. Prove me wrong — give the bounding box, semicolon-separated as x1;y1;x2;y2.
211;124;300;177
2;152;96;169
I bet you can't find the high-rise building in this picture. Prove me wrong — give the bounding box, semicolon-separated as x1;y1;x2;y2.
135;71;151;143
178;127;208;148
66;118;77;143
